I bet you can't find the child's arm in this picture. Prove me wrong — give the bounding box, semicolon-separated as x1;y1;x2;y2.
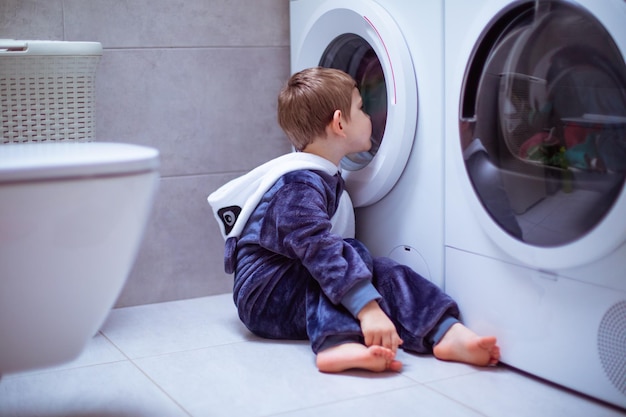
260;172;375;307
357;300;403;353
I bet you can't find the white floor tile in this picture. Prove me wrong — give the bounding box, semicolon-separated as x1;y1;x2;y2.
395;350;481;384
3;294;624;417
134;339;417;417
101;294;256;359
2;333;126;380
0;361;189;417
426;366;624;417
275;385;485;417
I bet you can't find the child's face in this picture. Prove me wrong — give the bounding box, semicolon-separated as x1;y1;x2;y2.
343;88;372;154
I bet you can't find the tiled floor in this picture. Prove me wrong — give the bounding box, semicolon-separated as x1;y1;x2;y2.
0;293;624;417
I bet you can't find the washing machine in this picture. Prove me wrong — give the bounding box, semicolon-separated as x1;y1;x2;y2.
290;0;445;286
444;0;626;408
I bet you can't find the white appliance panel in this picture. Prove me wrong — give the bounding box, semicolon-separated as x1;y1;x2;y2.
445;0;626;408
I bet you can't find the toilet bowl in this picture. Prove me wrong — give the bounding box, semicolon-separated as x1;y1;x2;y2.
0;141;159;374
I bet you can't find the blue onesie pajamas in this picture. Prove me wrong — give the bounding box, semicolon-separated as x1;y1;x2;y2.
209;153;459;355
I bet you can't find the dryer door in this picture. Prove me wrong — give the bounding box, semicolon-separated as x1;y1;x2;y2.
292;0;417;207
459;1;626;269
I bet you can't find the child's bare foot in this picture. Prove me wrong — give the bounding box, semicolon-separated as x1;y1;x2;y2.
433;323;500;366
316;343;403;373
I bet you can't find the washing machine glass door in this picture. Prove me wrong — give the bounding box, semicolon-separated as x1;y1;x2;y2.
292;0;417;207
460;1;626;269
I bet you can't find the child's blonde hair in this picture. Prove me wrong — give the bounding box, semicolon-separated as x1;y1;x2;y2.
278;67;357;151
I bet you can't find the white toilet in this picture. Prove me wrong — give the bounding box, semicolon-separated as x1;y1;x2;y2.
0;141;159;375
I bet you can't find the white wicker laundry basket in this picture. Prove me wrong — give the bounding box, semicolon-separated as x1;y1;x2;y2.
0;40;102;144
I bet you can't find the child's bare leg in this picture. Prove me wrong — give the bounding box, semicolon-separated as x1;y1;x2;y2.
316;343;403;373
433;323;500;366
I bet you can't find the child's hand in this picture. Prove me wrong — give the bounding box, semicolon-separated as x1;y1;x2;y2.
357;300;403;353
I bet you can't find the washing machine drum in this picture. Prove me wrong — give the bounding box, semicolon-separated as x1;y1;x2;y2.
319;34;388;172
462;1;626;251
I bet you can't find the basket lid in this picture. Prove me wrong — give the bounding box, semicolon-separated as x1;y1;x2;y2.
0;142;159;183
0;39;102;56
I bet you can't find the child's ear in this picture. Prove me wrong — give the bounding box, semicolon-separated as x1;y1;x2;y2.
329;109;346;137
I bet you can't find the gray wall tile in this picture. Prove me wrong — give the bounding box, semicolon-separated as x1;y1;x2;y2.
63;0;289;48
115;174;237;307
95;47;292;177
0;0;64;40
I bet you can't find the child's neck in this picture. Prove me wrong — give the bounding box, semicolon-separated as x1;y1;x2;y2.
302;138;344;167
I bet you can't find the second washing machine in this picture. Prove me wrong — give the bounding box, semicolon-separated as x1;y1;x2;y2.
444;0;626;408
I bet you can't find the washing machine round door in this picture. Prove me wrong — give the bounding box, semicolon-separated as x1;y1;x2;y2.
459;1;626;269
291;0;417;207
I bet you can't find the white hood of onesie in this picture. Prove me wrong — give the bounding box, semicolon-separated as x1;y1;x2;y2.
208;152;355;240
